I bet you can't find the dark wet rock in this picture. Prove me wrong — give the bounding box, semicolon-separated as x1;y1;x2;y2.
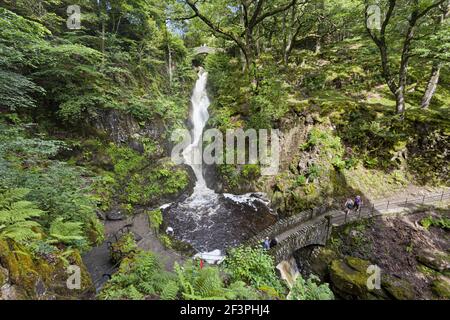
305;114;314;125
92;109;168;156
35;278;46;296
106;210;126;221
298;248;338;281
96;210;106;220
128;140;144;154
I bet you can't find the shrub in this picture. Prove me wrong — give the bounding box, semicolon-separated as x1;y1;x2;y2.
99;251;177;300
288;275;334;300
0;188;43;243
147;209;162;233
307;164;321;180
175;260;259;300
295;175;307;187
421;216;450;231
224;246;285;295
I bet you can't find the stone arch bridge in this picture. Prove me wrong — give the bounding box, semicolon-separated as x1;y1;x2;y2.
245;206;335;264
192;45;222;55
244;190;450;264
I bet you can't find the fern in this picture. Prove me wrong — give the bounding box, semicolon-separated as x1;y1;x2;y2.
48;217;84;245
288;275;334;300
0;188;43;243
160;280;179;300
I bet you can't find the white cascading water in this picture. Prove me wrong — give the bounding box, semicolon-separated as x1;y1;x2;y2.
163;68;276;260
183;67;214;195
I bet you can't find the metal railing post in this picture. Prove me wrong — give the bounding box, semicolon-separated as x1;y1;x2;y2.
386;200;390;210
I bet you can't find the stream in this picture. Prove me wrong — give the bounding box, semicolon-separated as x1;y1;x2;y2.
163;68;276;256
83;68;276;290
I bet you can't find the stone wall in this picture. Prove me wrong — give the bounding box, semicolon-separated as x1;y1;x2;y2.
269;217;331;264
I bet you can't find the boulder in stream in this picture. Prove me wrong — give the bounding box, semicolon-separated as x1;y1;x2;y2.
106;210;126;221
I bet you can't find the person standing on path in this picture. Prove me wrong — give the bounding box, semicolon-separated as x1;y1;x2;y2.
344;198;354;215
262;237;270;250
354;195;362;213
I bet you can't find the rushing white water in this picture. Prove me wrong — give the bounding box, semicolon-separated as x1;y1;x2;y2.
164;68;276;257
182;68;216;200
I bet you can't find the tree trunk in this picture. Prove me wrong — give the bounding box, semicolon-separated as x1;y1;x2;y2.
421;63;441;109
395;87;406;114
167;42;173;89
101;21;105;68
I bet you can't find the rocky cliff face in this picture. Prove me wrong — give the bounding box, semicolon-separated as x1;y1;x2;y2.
294;210;450;300
92;109;169;157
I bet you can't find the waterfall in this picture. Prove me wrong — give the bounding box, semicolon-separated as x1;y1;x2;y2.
183;67;213;194
163;68;277;258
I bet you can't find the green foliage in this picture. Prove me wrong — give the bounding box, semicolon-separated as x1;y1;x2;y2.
0;188;43;243
159;234;172;249
288;275;334;300
307;164;321;180
124;162;189;206
100;251;261;300
147;209;162;232
99;251;178;300
224;246;285;295
23;162;104;245
303;128;343;152
294;175;307;187
241;164;261;180
0;70;45;111
0;122;104;249
331;156;346;171
48;217;85;247
104;144;189;206
175;260;259;300
110;232;138;264
420;216;450;231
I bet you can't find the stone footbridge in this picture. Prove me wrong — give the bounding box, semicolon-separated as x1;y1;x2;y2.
246;190;450;264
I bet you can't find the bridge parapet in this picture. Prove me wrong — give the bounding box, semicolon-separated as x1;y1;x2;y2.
193;45;217;55
245;204;329;247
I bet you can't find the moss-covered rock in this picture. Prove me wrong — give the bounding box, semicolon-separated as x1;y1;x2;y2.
0;239;93;299
329;256;386;300
381;275;415;300
271;191;286;213
431;276;450;299
0;265;8;287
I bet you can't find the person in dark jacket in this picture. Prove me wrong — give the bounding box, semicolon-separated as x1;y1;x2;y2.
270;238;278;248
